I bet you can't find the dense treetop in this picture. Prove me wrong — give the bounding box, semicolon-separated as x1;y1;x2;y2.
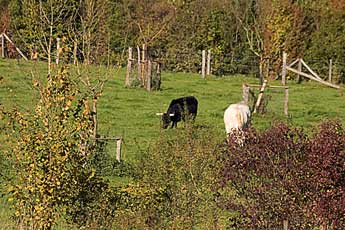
1;0;345;79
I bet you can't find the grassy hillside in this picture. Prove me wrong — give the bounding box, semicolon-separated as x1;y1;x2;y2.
1;59;345;162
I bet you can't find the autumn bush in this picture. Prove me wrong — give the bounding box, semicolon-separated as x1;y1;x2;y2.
220;120;345;229
2;66;110;229
304;121;345;228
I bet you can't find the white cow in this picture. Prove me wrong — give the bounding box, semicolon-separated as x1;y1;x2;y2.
224;101;251;134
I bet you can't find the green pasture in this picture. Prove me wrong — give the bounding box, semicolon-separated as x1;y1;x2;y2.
1;58;345;162
1;59;345;228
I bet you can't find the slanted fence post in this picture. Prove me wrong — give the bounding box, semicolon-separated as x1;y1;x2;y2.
202;50;206;79
297;58;302;83
329;59;332;83
254;80;267;113
207;49;211;75
282;52;287;85
2;33;27;61
125;47;132;87
1;33;4;58
116;138;122;162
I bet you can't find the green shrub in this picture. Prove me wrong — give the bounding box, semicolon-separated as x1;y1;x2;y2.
3;66;109;229
132;125;226;229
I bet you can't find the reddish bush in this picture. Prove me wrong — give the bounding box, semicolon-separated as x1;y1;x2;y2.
305;120;345;229
219;121;345;229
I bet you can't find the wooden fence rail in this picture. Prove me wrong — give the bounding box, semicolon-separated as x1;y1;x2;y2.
282;51;341;90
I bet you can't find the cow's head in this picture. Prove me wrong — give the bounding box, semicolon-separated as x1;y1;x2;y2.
157;113;175;129
161;113;171;129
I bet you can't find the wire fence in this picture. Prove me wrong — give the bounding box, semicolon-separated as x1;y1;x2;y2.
2;35;345;82
131;46;261;76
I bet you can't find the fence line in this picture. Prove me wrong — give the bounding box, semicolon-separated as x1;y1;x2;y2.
243;82;289;116
283;52;341;90
125;45;161;91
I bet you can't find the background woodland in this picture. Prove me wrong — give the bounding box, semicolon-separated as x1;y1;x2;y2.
1;0;345;79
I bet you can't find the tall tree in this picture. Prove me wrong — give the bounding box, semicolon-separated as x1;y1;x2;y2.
77;0;110;64
9;0;79;72
0;0;10;32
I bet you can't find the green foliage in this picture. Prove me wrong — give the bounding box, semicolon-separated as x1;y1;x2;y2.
305;11;345;82
2;0;345;76
134;126;226;229
9;0;79;56
111;183;170;230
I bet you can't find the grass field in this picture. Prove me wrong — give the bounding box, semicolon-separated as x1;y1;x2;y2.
1;58;345;162
1;59;345;227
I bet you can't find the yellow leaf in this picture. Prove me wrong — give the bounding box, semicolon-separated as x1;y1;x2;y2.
88;169;95;180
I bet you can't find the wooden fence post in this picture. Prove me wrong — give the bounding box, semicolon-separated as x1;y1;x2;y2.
202;50;206;79
137;45;141;80
141;44;146;87
1;34;4;58
116;138;122;162
242;83;249;105
207;49;211;75
282;52;287;85
56;37;60;65
73;40;77;65
156;62;161;90
125;47;132;87
329;59;332;83
284;87;289;116
297;58;302;83
146;60;152;91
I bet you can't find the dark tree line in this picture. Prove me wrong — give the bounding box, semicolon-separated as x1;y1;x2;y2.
1;0;345;79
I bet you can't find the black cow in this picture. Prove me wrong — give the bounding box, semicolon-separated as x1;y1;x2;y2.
160;96;198;129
